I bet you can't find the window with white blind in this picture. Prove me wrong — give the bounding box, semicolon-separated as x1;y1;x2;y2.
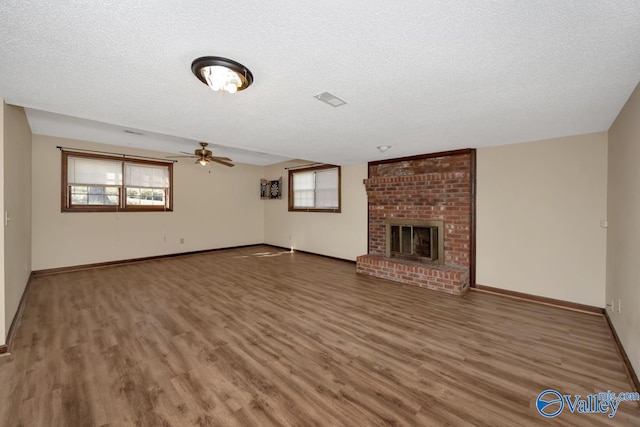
62;151;173;212
288;165;341;212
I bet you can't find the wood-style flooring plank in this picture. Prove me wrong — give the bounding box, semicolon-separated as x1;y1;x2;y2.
0;245;638;426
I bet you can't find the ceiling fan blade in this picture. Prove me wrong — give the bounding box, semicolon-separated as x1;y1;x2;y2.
171;144;233;166
212;158;234;167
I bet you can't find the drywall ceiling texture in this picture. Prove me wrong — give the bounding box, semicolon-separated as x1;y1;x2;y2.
1;2;640;165
476;132;608;307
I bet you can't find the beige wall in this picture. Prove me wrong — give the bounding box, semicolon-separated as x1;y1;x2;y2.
3;103;32;343
32;135;265;270
0;101;5;343
607;82;640;375
263;161;368;261
477;133;608;307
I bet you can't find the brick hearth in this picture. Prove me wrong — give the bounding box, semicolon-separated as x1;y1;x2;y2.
356;254;469;295
357;150;474;295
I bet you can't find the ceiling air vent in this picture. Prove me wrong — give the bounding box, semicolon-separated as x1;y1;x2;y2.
314;92;347;107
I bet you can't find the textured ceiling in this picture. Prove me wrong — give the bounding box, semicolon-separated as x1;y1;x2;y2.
1;1;639;165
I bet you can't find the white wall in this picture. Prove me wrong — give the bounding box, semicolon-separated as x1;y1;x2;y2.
476;133;608;307
3;104;32;342
32;135;265;270
263;161;368;261
607;82;640;375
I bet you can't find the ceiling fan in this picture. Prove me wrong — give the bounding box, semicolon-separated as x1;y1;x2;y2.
167;142;234;167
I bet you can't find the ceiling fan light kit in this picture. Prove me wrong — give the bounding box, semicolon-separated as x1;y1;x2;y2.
191;56;253;93
167;142;235;167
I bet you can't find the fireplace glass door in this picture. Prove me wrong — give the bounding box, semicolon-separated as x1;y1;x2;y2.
389;225;439;262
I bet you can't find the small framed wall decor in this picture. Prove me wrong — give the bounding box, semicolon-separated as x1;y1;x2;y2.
260;177;282;199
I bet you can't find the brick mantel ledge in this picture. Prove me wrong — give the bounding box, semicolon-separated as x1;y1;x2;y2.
356;254;469;295
363;171;469;188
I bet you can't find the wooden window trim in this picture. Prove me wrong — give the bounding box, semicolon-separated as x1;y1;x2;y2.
61;151;174;213
288;164;341;213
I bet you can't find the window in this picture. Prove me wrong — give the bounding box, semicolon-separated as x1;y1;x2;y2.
62;151;173;212
288;165;341;212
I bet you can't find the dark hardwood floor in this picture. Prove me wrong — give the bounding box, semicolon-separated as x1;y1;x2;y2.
0;246;638;426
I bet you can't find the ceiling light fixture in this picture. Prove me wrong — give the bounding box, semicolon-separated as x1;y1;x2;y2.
377;145;391;152
191;56;253;94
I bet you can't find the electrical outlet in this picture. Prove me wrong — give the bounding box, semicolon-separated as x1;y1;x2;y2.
617;299;621;314
180;238;184;244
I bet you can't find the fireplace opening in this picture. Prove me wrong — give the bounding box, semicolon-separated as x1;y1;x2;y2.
386;219;444;264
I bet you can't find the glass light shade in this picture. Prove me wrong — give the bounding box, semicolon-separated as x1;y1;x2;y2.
201;66;241;93
199;159;207;166
192;57;253;93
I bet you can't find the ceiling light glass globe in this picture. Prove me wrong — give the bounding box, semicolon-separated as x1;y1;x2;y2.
202;66;241;92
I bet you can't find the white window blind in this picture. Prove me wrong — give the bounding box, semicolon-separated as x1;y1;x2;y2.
63;151;173;212
315;168;339;208
291;167;339;210
67;157;122;185
293;171;315;207
124;163;170;188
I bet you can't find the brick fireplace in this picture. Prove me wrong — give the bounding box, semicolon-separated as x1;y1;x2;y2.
356;149;475;295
